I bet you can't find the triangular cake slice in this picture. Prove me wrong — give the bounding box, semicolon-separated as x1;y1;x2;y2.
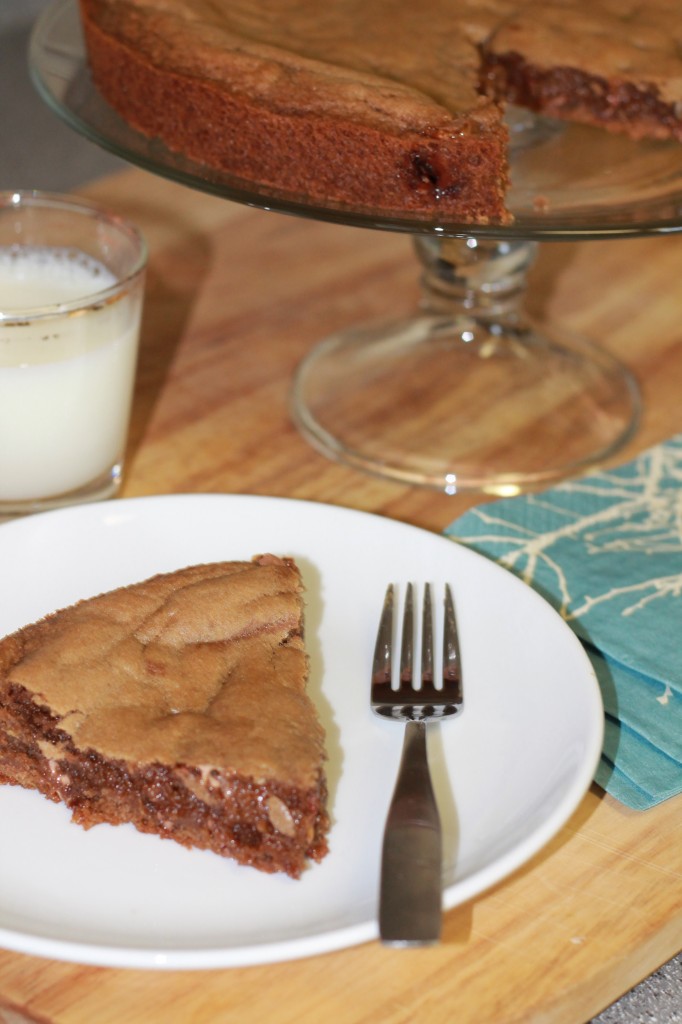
0;555;329;878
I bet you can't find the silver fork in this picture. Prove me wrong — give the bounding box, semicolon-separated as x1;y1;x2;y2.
371;582;463;946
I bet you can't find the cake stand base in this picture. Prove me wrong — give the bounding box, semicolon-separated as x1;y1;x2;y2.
291;237;640;495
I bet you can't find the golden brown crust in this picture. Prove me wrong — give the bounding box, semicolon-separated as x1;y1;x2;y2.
3;556;324;787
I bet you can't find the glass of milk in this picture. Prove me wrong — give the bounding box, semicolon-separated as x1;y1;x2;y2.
0;191;146;514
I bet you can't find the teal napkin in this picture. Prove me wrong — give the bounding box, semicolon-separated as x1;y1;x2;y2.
445;435;682;810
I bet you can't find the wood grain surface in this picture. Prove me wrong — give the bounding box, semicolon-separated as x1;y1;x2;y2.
0;168;680;1024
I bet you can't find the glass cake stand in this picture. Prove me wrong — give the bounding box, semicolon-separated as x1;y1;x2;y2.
30;0;682;494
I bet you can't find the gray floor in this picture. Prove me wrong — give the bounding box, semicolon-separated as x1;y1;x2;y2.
1;2;681;1021
0;0;124;191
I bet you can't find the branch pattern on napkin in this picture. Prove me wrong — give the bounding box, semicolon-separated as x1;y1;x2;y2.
445;435;682;810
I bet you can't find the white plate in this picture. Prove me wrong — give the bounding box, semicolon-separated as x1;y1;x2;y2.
0;495;603;969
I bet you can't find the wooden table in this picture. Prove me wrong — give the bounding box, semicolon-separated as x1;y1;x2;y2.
0;168;680;1024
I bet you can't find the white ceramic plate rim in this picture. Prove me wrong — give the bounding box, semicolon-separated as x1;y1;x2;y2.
0;495;603;969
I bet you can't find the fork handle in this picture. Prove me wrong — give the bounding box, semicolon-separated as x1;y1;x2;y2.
379;720;442;946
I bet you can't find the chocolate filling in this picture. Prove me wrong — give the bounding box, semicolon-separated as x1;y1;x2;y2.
0;681;329;878
481;50;682;139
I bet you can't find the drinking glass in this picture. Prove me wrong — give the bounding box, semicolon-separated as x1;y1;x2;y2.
0;191;147;514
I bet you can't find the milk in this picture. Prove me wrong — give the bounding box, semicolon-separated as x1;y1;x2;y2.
0;246;142;502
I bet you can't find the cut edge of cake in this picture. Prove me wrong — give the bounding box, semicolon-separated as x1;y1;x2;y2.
481;47;682;145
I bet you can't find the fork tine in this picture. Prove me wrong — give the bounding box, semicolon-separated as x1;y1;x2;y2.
372;583;394;687
372;583;463;717
443;583;463;705
400;583;414;684
421;583;434;687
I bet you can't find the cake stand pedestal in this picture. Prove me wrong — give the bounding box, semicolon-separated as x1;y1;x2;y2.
30;0;682;493
291;234;639;493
